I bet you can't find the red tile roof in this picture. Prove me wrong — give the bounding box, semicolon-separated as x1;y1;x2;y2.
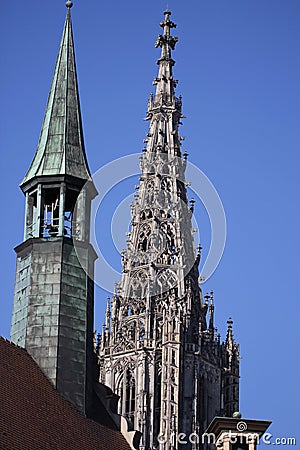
0;337;131;450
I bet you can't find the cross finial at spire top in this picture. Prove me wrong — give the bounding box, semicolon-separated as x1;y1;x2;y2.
227;317;233;329
155;10;178;54
160;10;177;36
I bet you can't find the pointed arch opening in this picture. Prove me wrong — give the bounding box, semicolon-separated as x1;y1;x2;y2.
117;368;136;426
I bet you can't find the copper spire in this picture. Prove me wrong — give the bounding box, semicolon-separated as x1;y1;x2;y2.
21;3;91;189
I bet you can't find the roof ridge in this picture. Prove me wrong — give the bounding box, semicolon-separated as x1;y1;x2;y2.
0;335;29;351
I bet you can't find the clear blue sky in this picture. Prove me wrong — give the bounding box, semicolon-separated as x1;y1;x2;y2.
1;0;299;446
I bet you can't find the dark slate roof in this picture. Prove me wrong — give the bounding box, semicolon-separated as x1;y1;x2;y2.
0;337;131;450
21;8;91;188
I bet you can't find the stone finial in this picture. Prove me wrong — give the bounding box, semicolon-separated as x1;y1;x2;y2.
160;9;177;33
190;198;195;213
227;317;233;329
66;1;73;8
204;293;210;305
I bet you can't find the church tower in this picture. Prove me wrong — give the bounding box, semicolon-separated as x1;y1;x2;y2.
10;2;97;415
98;11;240;450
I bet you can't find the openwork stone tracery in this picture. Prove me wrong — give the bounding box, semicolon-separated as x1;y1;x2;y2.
98;11;239;450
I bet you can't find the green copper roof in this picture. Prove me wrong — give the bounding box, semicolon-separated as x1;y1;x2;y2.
21;8;91;188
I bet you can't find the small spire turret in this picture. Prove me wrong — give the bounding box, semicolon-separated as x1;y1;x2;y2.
204;292;210;306
190;197;195;213
226;317;234;347
209;290;215;332
105;296;111;330
153;10;179;102
224;317;240;416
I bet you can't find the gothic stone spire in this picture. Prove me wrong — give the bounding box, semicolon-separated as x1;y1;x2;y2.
98;11;240;449
122;9;197;304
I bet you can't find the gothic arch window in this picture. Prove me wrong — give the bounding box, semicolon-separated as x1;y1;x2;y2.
170;367;175;382
126;298;146;316
138;224;151;252
160;222;175;246
161;178;172;192
157;223;177;265
139;328;145;340
170;386;175;402
140;209;153;221
148;166;155;175
117;368;136;425
157;188;171;208
129;270;148;299
157;269;178;294
144;179;155;204
161;163;170;175
172;318;177;336
126;321;136;340
146;178;155;189
129;282;142;299
171;349;176;366
153;359;162;446
156;318;163;343
133;257;139;267
158;209;171;219
176;180;184;199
